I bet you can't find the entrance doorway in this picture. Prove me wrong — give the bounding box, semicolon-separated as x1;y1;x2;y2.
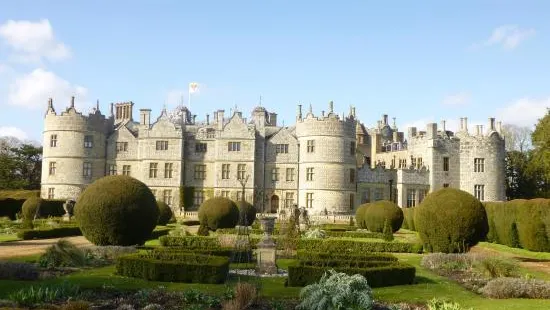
270;195;279;213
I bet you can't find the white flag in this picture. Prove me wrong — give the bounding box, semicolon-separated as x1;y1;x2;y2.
189;82;199;94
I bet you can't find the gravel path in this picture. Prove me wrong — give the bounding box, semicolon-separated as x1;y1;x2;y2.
0;236;92;259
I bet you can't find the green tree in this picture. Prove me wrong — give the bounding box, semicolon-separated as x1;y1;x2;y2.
529;109;550;197
0;137;42;190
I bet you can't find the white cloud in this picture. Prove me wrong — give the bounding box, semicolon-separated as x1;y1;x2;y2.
442;92;470;106
0;126;28;140
0;19;71;63
8;68;88;110
497;97;549;127
472;25;535;50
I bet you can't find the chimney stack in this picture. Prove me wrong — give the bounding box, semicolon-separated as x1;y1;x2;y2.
497;121;502;133
297;104;302;120
408;127;417;139
383;114;388;125
329;101;334;113
70;96;75;108
352;107;356;117
139;109;151;127
489;117;496;131
217;110;225;130
441;120;446;132
206;114;210;125
427;123;438;139
464;117;469;132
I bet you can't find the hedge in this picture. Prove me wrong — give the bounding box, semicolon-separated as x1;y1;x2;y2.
324;230;385;239
150;247;253;263
484;199;550;252
181;220;200;226
17;226;82;240
295;250;398;262
159;236;221;248
297;239;423;254
115;252;229;284
287;261;416;287
0;198;64;220
318;224;357;232
149;227;172;240
216;227;264;235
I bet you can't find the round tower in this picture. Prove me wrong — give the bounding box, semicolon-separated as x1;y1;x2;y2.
295;102;357;214
458;118;506;202
41;97;110;200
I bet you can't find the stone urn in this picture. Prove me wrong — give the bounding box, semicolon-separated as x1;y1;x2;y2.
256;216;277;275
62;199;75;221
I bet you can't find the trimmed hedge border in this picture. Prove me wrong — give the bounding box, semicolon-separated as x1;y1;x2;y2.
159;235;221;248
318;224;357;232
17;226;82;240
149;227;172;240
296;250;398;262
287;261;416;287
297;239;423;253
181;219;200;226
115;252;229;284
150;247;254;263
324;230;385;239
217;227;265;235
0;198;65;220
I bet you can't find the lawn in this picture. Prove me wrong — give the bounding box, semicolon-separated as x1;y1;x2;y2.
0;234;18;242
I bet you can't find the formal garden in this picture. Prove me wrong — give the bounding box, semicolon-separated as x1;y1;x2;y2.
1;176;550;309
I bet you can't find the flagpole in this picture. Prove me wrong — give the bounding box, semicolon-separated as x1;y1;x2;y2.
188;89;191;110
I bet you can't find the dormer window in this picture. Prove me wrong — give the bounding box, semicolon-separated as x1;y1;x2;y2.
156;141;168;151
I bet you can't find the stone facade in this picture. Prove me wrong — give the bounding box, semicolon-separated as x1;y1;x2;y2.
40;98;506;214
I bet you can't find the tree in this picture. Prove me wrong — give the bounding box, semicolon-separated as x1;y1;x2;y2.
505;150;538;199
529;109;550;197
0;136;42;190
501;124;533;152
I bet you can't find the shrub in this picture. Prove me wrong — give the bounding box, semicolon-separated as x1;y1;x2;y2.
116;252;229;284
480;277;550;299
324;230;385;239
17;226;82;240
402;207;416;231
198;225;210;236
383;219;394;241
39;239;87;268
478;256;519;278
420;253;474;272
415;188;488;253
427;299;473;310
156;201;173;225
298;238;423;254
86;245;137;261
0;261;39;280
149;227;172;240
198;197;239;231
7;282;81;307
181;219;200;226
0;198;26;220
222;282;257;310
288;261;415;287
236;200;256;226
296;250;398;262
74;175;159;246
355;204;368;229
297;270;373;310
364;200;403;233
516;199;550;252
510;222;521;248
21;196;42;221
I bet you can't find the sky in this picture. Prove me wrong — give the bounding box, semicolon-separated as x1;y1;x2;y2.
0;0;549;143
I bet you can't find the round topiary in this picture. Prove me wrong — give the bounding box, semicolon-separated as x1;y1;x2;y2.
74;175;159;246
415;188;488;253
156;201;173;225
363;200;403;233
198;197;239;231
236;200;257;226
22;196;43;221
355;204;369;229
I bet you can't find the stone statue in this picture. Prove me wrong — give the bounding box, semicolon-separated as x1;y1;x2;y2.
63;199;75;221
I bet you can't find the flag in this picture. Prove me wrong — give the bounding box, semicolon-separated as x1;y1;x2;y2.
189;82;199;94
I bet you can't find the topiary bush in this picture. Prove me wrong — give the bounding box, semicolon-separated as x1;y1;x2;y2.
156;201;173;225
74;175;159;246
363;200;403;233
236;200;256;226
415;188;488;253
198;197;239;231
21;196;42;221
355;204;368;229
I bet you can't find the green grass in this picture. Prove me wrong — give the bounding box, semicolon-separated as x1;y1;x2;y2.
0;234;19;242
478;242;550;260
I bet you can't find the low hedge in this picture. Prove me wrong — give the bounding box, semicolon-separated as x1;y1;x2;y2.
181;219;200;226
216;227;264;235
148;248;253;263
159;235;221;248
324;230;385;239
297;239;423;253
318;224;357;232
296;250;398;262
149;227;172;240
287;261;416;287
17;226;82;240
115;252;229;284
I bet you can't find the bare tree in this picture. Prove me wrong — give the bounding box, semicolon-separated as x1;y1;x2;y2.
501;124;533;152
237;174;250;202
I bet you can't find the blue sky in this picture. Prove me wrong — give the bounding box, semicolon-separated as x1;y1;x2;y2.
0;0;549;142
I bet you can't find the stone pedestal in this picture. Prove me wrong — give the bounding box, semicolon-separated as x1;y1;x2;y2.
256;217;278;275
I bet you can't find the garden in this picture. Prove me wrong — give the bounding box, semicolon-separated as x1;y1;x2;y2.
0;176;550;309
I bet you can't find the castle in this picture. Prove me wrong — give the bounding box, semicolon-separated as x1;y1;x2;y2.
40;97;506;214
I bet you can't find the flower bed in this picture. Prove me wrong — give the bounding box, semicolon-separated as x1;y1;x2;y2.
296;250;398;262
115;251;229;284
324;230;385;239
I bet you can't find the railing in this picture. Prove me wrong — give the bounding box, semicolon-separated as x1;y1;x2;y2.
178;211;353;224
